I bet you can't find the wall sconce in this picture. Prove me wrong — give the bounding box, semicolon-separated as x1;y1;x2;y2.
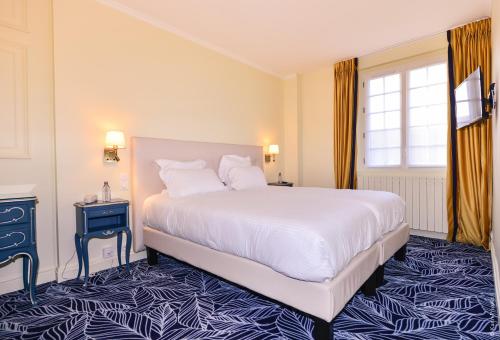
265;144;279;163
104;130;126;162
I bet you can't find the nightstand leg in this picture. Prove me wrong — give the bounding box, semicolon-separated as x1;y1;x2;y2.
82;237;90;286
117;231;123;269
125;229;131;272
22;255;29;291
74;234;83;279
29;249;38;305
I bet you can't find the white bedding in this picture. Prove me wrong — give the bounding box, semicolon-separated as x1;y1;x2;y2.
143;186;405;282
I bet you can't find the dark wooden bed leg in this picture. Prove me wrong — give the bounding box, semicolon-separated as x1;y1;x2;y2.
146;247;158;265
375;264;385;287
361;270;378;296
394;244;407;261
312;317;333;340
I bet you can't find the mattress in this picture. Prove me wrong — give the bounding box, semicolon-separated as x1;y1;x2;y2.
143;186;405;282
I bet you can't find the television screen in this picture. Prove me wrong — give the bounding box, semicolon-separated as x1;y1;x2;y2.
455;67;485;129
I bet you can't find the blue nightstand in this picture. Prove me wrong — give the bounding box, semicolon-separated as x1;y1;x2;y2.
74;199;131;286
0;197;39;304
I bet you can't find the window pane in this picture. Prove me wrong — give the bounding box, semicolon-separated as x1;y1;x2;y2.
385;111;400;129
427;104;447;125
367;129;400;149
428;64;447;84
369;95;384;113
369;77;384;96
385;74;400;92
385;92;400;111
366;148;400;167
409;87;427;107
408;107;428;127
365;73;402;167
387;148;401;165
367;113;384;130
407;62;447;167
408;146;446;167
409;67;427;88
427;84;447;105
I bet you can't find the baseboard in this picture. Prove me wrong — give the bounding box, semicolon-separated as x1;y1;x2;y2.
56;250;146;283
410;229;447;239
0;266;57;295
490;239;500;326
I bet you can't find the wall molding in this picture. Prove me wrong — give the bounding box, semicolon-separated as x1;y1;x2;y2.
0;266;56;295
410;229;447;240
0;38;30;158
0;0;28;32
57;250;146;283
491;238;500;327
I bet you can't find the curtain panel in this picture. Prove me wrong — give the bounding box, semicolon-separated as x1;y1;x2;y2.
446;18;492;249
333;58;358;189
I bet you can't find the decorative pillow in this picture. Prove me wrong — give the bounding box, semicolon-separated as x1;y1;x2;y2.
227;166;267;190
218;155;251;184
155;159;206;171
159;168;227;198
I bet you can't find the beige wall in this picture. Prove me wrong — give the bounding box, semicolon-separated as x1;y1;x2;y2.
282;76;299;184
0;0;57;293
298;67;335;187
52;0;283;279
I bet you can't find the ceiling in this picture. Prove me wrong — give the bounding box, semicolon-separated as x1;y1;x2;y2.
100;0;492;77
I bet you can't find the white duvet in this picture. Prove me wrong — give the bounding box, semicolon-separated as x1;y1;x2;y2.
143;186;405;282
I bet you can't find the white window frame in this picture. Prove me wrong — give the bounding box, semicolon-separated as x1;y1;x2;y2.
357;51;448;174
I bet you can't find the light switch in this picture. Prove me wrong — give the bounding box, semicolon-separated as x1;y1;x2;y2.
119;173;129;191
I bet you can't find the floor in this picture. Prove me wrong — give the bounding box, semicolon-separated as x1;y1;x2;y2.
0;236;498;339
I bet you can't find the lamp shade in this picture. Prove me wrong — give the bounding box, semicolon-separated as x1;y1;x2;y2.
105;130;126;149
268;144;279;155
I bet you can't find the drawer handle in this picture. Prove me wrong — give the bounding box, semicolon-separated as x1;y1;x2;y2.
0;207;25;225
103;230;114;236
0;231;26;249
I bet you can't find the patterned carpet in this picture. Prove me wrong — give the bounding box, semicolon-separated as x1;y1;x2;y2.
0;236;498;339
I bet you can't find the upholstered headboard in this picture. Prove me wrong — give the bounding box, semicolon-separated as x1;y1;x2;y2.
131;137;263;252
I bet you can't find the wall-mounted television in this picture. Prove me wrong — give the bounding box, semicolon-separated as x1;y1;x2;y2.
454;67;488;129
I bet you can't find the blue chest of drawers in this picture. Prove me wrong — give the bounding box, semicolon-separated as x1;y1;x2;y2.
74;199;131;286
0;197;39;304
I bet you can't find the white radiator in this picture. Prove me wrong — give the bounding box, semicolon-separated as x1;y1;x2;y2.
358;174;448;233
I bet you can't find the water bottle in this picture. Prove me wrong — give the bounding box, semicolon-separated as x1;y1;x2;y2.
278;172;282;184
102;181;111;202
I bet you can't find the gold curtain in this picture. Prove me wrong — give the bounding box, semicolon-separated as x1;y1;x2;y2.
447;18;492;249
333;58;358;189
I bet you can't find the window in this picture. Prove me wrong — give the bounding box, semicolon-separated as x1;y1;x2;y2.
365;74;401;167
407;64;447;166
363;61;448;168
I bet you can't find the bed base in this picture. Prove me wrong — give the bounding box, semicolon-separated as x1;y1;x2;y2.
146;245;381;340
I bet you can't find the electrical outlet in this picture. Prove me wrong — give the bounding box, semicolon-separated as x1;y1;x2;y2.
102;246;114;259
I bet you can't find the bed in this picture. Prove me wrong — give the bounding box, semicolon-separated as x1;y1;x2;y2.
131;136;409;339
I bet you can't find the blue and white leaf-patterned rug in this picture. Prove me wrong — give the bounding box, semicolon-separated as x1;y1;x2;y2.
0;236;498;339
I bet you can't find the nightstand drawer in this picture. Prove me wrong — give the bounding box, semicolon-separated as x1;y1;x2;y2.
0;203;31;226
85;205;126;218
0;224;31;250
87;215;127;232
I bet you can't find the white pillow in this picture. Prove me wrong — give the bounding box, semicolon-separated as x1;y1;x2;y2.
159;168;227;198
227;166;267;190
218;155;251;184
155;159;206;171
